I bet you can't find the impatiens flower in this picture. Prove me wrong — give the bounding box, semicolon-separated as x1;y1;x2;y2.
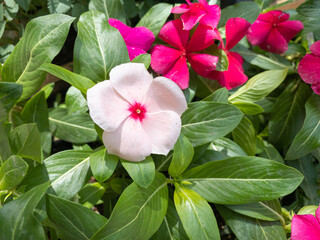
171;0;221;30
298;41;320;94
206;18;251;89
247;10;303;54
87;63;187;162
151;19;219;89
108;18;155;61
291;206;320;240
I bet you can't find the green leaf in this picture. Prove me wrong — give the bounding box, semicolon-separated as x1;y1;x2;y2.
131;54;151;69
49;108;97;144
15;0;32;11
91;172;168;240
179;156;303;204
39;63;95;95
232;101;264;115
269;81;312;150
181;102;243;147
78;182;106;208
0;155;28;190
48;0;72;13
9;123;42;163
259;141;284;164
0;82;23;120
174;185;220;240
232;117;256;156
45;150;92;199
65;86;88;113
203;46;228;71
74;10;129;83
0;182;50;240
219;1;260;27
169;135;194;178
47;194;108;240
90;148;118;183
89;0;126;23
297;0;320;18
286;95;320;160
137;3;172;37
229;69;288;103
121;156;155;188
216;205;286;240
0;120;12;162
2;14;74;100
202;88;228;103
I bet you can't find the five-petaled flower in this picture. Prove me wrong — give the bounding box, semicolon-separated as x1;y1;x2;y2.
171;0;221;31
298;41;320;94
247;10;303;54
87;63;187;162
108;18;155;61
151;19;219;89
291;206;320;240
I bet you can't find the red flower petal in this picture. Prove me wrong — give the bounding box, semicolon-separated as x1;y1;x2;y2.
187;53;218;77
108;18;131;38
125;26;155;52
164;56;189;89
181;6;206;30
199;4;221;29
276;20;303;42
247;20;272;46
259;27;288;54
225;18;251;51
127;47;146;61
298;54;320;84
171;4;190;14
187;23;219;52
312;83;320;95
311;41;320;56
291;214;320;240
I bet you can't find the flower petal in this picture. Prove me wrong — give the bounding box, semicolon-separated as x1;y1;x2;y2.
87;81;130;132
102;118;152;162
199;4;221;29
187;23;219;52
171;4;190;14
225;18;251;51
109;63;153;103
298;54;320;84
311;41;320;56
143;76;188;115
259;27;288;54
188;53;218;77
312;83;320;95
125;26;155;52
108;18;131;39
291;214;320;240
247;20;272;46
181;7;206;30
163;56;189;89
143;111;181;155
158;19;189;51
316;206;320;224
276;20;303;42
127;46;146;61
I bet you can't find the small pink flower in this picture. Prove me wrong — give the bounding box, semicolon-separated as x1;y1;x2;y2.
206;18;251;89
247;10;303;54
171;0;221;30
291;206;320;240
298;41;320;94
151;19;219;89
108;18;155;61
87;63;187;162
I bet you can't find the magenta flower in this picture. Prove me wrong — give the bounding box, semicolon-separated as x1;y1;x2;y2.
171;0;221;30
246;10;303;54
87;63;187;162
108;18;155;61
298;41;320;94
291;206;320;240
206;18;251;90
151;19;219;89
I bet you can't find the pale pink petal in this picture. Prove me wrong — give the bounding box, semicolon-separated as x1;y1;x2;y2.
311;41;320;56
225;18;251;51
298;54;320;84
199;4;221;29
291;214;320;240
181;7;206;30
102;118;152;162
87;81;130;132
125;26;155;52
163;56;189;89
187;23;219;52
143;111;181;155
151;45;182;76
158;19;189;51
108;18;131;39
259;27;288;54
276;20;303;42
109;63;153;103
247;20;272;46
312;83;320;95
143;77;187;115
188;53;218;77
127;46;146;61
171;4;190;14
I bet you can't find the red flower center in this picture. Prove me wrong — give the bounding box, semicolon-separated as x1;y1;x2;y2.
128;102;146;121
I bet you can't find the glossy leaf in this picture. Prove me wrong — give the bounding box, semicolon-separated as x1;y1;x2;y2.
0;120;12;162
202;88;228;103
131;53;151;69
232;117;256;156
232;101;264;115
181;102;243;147
180;156;303;204
297;0;320;18
2;14;74;100
259;141;284;164
78;182;106;208
65;86;88;113
89;0;126;23
0;82;22;120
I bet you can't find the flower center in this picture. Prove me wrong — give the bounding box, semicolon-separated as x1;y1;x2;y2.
128;102;146;121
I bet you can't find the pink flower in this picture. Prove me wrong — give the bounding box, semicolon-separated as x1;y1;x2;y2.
247;10;303;54
298;41;320;94
108;18;155;61
206;18;251;90
151;19;219;89
87;63;187;162
291;206;320;240
171;0;221;30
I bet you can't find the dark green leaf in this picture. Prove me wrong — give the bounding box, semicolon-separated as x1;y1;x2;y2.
15;0;31;11
0;82;23;120
232;101;264;115
297;0;320;18
89;0;126;23
0;120;12;162
48;0;72;13
259;141;284;164
65;86;88;113
78;182;106;208
232;117;256;156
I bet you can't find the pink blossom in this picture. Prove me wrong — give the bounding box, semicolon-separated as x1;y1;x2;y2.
151;19;219;89
171;0;221;30
298;41;320;94
291;206;320;240
247;10;303;54
206;18;251;89
108;18;155;61
87;63;187;162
